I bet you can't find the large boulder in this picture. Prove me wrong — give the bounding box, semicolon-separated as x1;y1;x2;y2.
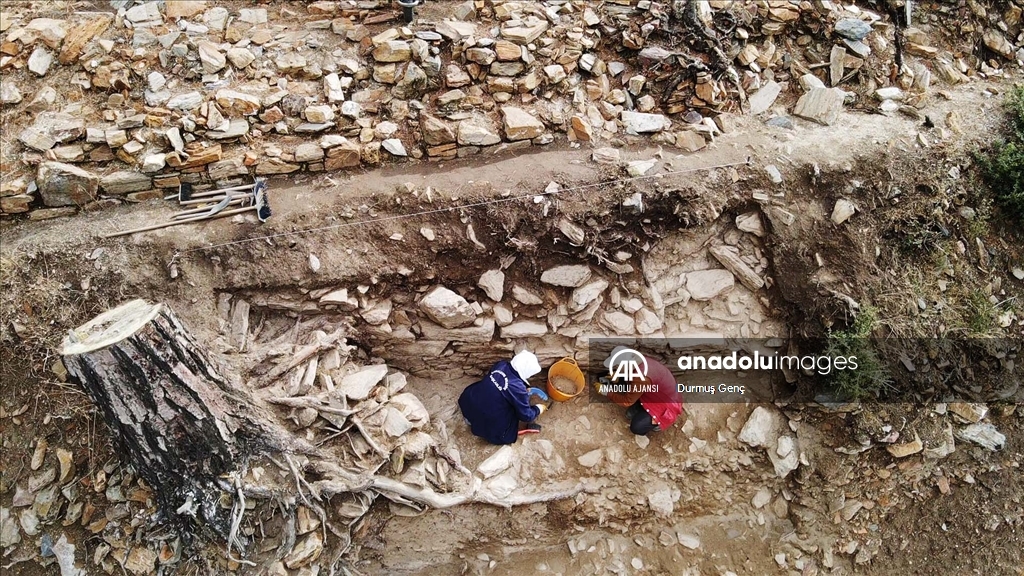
418;286;476;329
37;162;99;206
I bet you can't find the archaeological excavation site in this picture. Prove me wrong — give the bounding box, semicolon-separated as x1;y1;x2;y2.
1;0;1023;575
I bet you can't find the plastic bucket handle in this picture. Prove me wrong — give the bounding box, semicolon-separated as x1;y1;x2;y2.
547;357;585;402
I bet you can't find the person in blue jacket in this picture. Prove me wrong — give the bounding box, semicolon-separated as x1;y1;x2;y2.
459;350;548;445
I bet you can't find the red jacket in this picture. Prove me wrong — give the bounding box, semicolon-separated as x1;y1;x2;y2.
640;359;684;428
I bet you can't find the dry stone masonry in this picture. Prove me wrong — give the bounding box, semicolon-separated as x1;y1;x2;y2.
1;1;1022;219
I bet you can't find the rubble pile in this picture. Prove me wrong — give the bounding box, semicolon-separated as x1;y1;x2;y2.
1;0;1021;220
0;302;478;574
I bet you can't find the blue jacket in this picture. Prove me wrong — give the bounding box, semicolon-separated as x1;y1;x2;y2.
459;360;540;445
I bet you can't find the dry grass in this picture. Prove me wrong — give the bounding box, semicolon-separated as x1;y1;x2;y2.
0;250;130;381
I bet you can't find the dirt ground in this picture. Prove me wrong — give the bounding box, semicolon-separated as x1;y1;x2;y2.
2;77;1023;575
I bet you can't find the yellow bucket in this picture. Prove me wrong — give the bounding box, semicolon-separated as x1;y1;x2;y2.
546;357;586;402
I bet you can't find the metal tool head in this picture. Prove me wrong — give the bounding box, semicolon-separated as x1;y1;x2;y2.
178;182;194;202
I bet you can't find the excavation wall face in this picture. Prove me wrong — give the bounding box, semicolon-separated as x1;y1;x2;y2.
220;201;783;384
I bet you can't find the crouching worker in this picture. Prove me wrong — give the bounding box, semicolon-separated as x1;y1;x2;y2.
597;347;683;436
459;350;549;445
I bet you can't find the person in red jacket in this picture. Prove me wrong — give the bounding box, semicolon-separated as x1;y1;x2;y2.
598;347;684;435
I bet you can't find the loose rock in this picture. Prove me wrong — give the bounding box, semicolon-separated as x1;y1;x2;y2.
501;106;545;141
478;270;505;301
540;265;592;287
793;87;846;126
831;199;856;225
27;47;53;76
748;81;782;115
577;449;603;468
621;111;671;134
835;19;872;41
685;270;735;301
339;365;389;401
956;423;1006;450
419;286;476;329
738;407;784;448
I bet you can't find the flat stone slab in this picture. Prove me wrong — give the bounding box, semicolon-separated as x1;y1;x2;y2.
419;318;495;343
339;364;389;401
540;265;592;287
685;269;735;301
793;87;846;126
620;111;671;134
499;320;547;338
747;81;781;115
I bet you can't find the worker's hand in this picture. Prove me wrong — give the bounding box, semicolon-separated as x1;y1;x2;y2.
536;403;547;415
595;376;613;396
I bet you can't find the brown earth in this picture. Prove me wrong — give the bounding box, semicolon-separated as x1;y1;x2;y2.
1;76;1022;575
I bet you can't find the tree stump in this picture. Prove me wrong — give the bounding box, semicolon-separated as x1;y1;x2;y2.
60;299;286;541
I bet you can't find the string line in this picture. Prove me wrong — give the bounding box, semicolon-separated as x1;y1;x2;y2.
178;157;751;255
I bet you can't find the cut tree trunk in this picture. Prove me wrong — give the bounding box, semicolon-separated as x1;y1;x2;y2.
60;299;302;542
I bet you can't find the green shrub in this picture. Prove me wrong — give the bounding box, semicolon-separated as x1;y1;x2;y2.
824;306;891;400
965;290;997;335
977;85;1024;222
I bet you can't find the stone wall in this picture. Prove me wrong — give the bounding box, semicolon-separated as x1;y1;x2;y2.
2;0;1021;220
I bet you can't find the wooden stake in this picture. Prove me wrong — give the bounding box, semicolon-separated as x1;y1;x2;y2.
173;198;245;219
184;183;255;200
179;194;232;206
163;183;255;201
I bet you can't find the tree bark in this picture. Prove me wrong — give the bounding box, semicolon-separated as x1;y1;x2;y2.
60;299;290;542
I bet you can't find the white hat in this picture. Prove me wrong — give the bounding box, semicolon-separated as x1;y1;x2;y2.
603;345;633;370
510;350;541;381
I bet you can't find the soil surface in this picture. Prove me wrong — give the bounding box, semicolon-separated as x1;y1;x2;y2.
2;78;1022;575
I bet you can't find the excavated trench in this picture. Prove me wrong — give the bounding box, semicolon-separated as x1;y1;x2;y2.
195;171;839;575
173;143;1017;574
2;136;1021;575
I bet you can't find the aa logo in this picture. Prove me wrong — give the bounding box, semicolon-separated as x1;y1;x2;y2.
489;369;510;391
609;348;649;381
